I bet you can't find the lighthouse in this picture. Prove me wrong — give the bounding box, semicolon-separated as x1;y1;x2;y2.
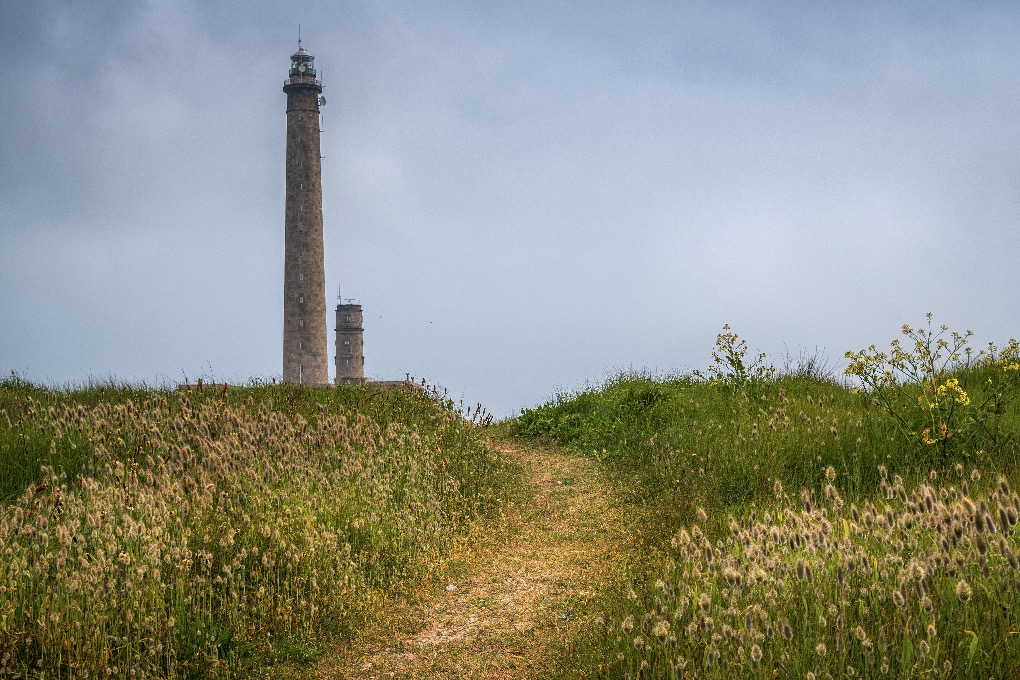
282;42;329;385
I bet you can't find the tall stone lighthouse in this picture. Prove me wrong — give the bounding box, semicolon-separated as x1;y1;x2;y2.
282;42;329;385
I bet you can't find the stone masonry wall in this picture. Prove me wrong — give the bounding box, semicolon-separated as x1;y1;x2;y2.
335;303;365;384
282;72;329;385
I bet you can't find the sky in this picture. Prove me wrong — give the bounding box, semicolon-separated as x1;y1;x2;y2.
1;1;1018;418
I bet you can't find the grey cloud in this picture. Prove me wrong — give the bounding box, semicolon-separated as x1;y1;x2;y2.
2;1;1018;417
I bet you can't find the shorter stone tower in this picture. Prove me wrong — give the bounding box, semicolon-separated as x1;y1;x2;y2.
335;303;365;384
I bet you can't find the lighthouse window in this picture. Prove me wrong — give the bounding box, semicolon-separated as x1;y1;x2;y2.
299;342;303;350
344;357;351;365
299;295;304;304
299;319;305;328
344;314;351;322
344;339;350;346
299;273;304;281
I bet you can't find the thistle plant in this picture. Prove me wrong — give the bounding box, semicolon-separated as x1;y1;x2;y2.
844;314;1019;460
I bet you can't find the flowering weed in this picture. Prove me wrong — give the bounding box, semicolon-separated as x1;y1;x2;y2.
845;314;1020;459
695;325;776;388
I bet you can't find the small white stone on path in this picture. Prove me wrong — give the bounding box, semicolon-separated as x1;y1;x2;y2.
445;584;457;592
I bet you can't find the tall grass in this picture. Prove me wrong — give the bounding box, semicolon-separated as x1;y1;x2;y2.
515;324;1020;677
515;375;914;516
600;467;1020;678
0;378;515;677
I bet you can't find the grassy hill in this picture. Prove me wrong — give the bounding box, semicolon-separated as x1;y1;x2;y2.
0;379;517;676
3;317;1019;678
513;321;1020;677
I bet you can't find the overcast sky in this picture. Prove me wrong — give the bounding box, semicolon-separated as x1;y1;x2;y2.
1;1;1018;417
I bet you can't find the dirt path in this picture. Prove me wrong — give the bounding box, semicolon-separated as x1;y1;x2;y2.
311;437;628;679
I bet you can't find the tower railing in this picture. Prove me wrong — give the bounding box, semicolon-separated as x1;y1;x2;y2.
284;78;323;88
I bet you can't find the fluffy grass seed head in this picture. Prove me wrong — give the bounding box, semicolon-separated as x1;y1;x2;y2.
956;579;973;603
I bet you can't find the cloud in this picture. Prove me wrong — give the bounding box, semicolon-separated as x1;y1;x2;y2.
1;1;1018;416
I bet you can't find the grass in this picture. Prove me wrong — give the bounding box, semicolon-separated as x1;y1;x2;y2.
4;319;1019;678
513;326;1020;677
0;377;517;677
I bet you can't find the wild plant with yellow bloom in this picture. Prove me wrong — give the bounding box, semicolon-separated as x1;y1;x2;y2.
693;325;776;388
845;314;1019;460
